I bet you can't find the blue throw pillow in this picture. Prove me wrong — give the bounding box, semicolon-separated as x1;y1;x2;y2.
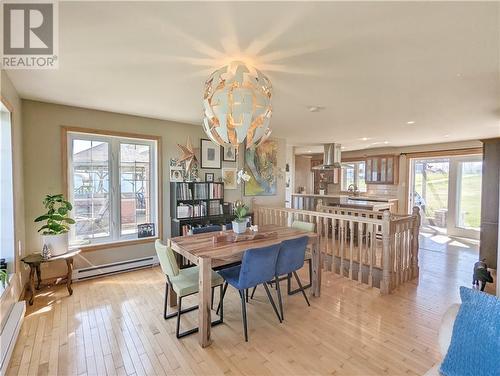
440;287;500;376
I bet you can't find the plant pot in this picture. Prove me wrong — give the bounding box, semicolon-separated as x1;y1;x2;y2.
42;233;68;256
232;220;248;234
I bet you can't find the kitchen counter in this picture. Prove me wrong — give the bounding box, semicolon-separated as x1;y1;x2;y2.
291;193;397;212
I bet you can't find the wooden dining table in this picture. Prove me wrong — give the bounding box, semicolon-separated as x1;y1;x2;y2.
168;224;320;347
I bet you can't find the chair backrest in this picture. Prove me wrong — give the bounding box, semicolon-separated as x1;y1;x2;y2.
192;225;222;234
238;244;281;289
276;236;309;276
291;220;315;232
155;240;179;277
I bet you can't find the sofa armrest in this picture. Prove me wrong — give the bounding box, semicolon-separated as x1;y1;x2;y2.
438;303;460;356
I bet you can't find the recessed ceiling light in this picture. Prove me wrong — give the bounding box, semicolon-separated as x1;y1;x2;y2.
444;134;450;138
307;106;324;113
384;141;389;144
406;121;416;125
341;146;346;150
361;137;369;141
308;150;312;153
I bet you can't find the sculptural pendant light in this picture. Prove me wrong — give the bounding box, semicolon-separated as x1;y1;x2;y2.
203;61;272;149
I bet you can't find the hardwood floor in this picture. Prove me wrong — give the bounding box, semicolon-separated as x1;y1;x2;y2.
7;234;487;376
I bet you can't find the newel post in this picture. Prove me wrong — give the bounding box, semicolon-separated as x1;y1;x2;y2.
411;206;421;280
380;210;392;294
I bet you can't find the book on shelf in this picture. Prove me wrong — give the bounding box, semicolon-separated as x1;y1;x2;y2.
193;201;207;217
176;183;192;200
193;183;208;199
176;204;192;218
208;200;223;216
208;183;223;199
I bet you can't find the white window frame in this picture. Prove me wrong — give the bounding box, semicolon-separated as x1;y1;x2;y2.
341;161;367;193
66;130;159;247
0;100;15;275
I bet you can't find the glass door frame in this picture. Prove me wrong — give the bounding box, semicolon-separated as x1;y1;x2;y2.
407;151;482;240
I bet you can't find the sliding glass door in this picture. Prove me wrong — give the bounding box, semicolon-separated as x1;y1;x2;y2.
409;154;482;239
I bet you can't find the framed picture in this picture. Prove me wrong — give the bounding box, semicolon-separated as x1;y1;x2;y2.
205;172;214;182
200;139;222;169
223;144;237;162
137;223;155;238
222;167;237;189
170;166;184;182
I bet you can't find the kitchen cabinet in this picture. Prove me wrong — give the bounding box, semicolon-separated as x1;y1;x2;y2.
365;155;398;184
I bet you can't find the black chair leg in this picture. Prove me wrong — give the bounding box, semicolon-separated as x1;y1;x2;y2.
219;284;224;322
275;276;284;321
239;290;249;342
250;286;257;299
287;273;292;295
288;261;312;295
211;286;215;310
176;296;182;337
262;283;282;323
293;271;310;307
216;281;228;316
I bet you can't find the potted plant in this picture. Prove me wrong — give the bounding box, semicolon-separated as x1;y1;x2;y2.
0;269;8;288
34;194;75;256
232;201;249;234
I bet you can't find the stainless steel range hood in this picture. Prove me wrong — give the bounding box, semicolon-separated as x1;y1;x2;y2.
312;143;342;170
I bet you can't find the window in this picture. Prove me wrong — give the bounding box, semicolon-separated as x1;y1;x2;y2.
0;100;15;274
341;161;367;192
66;129;159;246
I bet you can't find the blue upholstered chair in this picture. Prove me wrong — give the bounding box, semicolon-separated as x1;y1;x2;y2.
289;221;314;293
155;240;224;338
274;236;311;320
218;244;282;341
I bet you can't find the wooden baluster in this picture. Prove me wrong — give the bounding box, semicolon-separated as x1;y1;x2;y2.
396;224;402;289
358;221;363;283
411;207;420;280
369;223;375;287
380;211;391;294
339;220;344;277
349;220;354;280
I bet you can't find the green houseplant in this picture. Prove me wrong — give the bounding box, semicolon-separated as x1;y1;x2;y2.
232;201;249;234
35;194;75;256
0;269;8;288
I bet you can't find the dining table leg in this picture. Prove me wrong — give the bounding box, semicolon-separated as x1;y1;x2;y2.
198;256;212;347
311;234;321;297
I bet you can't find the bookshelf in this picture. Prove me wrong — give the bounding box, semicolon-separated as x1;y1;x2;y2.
170;182;233;236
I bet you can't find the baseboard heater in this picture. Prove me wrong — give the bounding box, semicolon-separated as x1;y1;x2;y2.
72;256;159;281
0;301;26;375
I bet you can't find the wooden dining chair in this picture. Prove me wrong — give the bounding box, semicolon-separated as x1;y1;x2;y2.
155;240;224;338
218;244;282;341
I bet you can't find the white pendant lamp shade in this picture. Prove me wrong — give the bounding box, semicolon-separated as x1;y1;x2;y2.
203;61;272;149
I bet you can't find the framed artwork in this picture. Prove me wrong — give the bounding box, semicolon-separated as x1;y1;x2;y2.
200;139;222;169
222;144;237;162
222;167;237;189
205;172;214;182
170;166;183;182
137;223;155;238
244;139;278;196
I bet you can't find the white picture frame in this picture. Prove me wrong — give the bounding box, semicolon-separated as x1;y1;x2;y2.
170;166;184;182
222;167;237;189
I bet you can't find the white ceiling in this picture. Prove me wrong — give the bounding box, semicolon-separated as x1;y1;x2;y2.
6;1;500;150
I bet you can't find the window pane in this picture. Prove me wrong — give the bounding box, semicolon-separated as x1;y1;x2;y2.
342;163;355;191
72;139;110;241
120;143;153;236
357;161;367;192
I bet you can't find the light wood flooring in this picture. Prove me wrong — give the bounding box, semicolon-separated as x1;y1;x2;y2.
7;234;488;376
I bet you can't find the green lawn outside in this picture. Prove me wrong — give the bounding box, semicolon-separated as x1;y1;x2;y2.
414;171;481;229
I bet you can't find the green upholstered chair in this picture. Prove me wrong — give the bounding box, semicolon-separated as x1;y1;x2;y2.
289;221;314;294
155;240;224;338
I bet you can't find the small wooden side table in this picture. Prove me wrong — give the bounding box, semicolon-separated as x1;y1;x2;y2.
21;249;81;305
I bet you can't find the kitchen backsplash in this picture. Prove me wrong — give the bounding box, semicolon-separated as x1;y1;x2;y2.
366;184;398;197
